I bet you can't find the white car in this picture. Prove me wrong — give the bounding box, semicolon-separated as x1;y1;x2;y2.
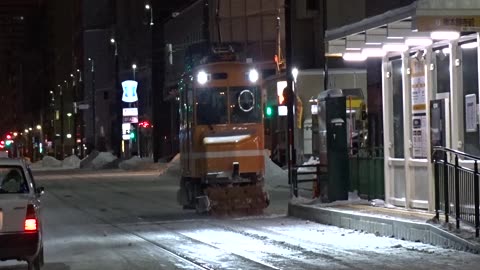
0;158;44;270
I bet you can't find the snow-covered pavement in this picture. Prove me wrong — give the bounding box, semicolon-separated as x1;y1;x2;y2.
1;169;479;270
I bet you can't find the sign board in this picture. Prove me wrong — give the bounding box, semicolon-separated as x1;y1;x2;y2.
123;116;138;124
78;104;90;110
416;16;480;32
122;123;131;141
277;81;287;104
121;80;138;103
411;57;428;158
123;108;138;116
466;94;478;133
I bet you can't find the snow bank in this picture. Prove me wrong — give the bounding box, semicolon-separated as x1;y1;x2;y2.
62;155;81;169
159;153;181;177
41;156;62;168
264;152;288;188
119;156;143;171
80;151;99;169
91;152;118;169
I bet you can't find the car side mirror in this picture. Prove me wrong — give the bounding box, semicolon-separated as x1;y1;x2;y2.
36;187;45;196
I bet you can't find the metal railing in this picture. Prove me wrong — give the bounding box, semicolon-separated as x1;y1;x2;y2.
433;147;480;237
292;164;327;197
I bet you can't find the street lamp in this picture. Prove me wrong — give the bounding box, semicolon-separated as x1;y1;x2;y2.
145;4;154;26
110;38;118;56
36;125;41;130
132;64;137;80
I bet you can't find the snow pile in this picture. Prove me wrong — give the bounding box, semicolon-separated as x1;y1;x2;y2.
119;156;143;171
264;151;288;188
348;190;361;201
297;156;320;173
161;154;181;177
62;155;81;169
80;151;99;169
90;152;118;169
41;156;62;168
370;199;385;207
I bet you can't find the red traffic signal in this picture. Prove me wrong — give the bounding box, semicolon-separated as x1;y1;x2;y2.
139;121;151;128
6;134;11;140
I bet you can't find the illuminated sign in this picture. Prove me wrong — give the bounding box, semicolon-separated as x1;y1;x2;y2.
277;81;287;104
123;108;138;116
121;80;138;103
123;116;138;123
122;123;131;141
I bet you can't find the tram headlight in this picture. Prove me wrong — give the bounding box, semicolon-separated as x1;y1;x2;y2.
197;71;208;85
248;69;259;83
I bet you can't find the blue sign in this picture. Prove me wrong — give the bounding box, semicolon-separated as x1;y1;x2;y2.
122;80;138;103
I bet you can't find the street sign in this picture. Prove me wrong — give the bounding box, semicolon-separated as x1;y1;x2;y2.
123;116;138;123
122;80;138;103
123;108;138;116
78;104;90;110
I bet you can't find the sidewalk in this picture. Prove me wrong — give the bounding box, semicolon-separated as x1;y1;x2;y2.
288;201;480;254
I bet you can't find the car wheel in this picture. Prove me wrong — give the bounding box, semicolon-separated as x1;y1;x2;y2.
28;251;42;270
39;247;45;266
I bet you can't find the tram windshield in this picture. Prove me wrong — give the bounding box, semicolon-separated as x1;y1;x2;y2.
196;87;228;125
229;86;261;123
195;86;261;125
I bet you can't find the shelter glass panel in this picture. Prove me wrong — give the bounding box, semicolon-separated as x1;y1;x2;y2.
462;46;480;156
392;59;404;158
435;49;450;94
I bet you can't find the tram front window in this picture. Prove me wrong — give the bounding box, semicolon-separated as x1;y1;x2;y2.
196;87;228;125
229;86;261;123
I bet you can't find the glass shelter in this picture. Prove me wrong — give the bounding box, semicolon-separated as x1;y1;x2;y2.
325;0;480;210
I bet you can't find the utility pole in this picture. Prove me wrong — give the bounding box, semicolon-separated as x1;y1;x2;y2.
323;0;329;90
58;84;65;158
88;58;96;150
285;0;296;194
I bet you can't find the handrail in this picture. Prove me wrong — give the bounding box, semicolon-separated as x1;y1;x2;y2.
433;146;480;161
433;146;480;238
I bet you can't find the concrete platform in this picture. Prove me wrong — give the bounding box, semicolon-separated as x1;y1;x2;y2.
288;202;480;254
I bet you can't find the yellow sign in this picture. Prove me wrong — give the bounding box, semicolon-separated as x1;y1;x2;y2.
416;16;480;32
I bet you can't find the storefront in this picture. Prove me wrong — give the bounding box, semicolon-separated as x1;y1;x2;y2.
325;0;480;210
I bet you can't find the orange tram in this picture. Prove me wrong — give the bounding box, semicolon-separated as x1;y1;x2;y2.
176;56;269;215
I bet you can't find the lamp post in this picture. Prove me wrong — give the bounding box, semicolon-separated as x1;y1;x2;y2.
88;57;96;150
57;84;64;158
132;64;137;80
145;4;154;26
110;38;122;157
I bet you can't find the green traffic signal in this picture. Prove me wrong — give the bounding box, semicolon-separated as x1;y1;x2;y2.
130;130;135;140
266;106;273;117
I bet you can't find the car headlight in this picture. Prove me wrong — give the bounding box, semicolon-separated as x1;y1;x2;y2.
248;69;259;83
197;71;208;85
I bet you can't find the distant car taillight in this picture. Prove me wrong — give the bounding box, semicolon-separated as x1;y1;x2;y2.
24;204;38;231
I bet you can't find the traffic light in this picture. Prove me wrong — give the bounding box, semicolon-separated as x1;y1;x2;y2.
130;129;136;140
265;106;273;118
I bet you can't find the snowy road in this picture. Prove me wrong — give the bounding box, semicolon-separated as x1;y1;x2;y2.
1;170;480;270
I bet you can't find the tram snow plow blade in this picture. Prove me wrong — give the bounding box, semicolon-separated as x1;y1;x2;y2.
205;185;269;216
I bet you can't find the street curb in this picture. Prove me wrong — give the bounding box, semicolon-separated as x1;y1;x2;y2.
288;203;480;254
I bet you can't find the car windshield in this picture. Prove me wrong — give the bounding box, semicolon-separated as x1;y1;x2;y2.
229;86;261;123
195;87;228;125
0;166;28;194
